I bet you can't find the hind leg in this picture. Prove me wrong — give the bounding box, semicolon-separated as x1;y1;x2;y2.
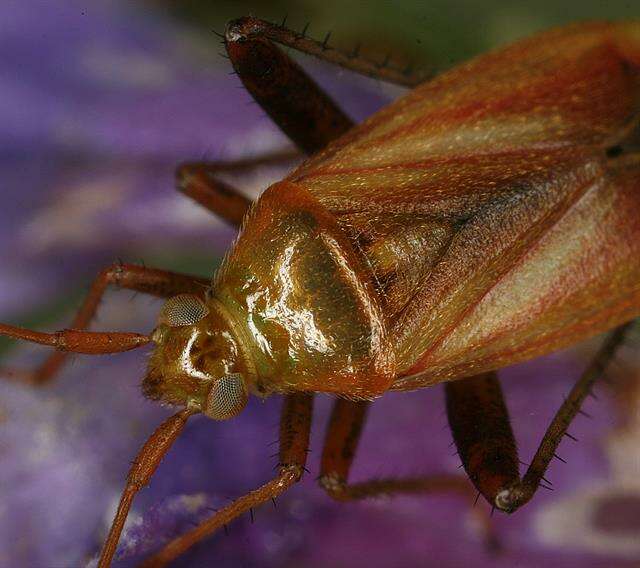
446;323;633;513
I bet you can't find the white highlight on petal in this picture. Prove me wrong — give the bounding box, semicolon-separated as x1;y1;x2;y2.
535;482;640;558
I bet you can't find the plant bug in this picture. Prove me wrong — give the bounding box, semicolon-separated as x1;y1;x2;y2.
1;16;639;567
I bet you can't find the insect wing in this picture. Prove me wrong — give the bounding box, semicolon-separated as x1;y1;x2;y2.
286;21;640;384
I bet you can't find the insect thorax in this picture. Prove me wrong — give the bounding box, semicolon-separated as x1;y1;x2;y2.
212;181;396;399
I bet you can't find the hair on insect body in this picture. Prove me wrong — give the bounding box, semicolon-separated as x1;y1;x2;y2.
1;17;640;567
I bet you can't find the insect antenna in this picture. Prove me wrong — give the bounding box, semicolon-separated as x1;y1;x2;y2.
0;323;150;354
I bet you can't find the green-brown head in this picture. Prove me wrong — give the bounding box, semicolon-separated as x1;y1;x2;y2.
144;294;253;420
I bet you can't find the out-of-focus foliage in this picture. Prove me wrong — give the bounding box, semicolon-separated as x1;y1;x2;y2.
159;0;639;68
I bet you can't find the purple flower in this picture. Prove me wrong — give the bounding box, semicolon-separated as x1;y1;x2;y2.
1;2;639;567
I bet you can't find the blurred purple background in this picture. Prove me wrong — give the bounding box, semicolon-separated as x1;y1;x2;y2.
0;1;639;567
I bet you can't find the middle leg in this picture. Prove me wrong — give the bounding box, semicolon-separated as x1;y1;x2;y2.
318;398;495;546
176;149;300;228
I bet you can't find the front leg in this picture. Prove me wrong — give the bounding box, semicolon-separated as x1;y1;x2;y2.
140;393;314;568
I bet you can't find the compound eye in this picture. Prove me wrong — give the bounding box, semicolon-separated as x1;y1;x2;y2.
158;294;209;327
205;374;248;420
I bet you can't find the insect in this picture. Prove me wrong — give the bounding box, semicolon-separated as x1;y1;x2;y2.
1;16;639;567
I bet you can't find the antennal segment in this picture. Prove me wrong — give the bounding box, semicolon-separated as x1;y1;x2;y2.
0;323;150;354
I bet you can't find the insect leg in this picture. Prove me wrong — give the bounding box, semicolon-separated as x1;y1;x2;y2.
447;324;634;514
226;17;429;89
176;149;300;228
0;323;149;354
225;17;355;154
97;408;196;568
191;15;404;223
179;16;368;223
139;393;313;568
318;398;496;546
0;263;209;385
491;322;634;513
444;372;520;508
